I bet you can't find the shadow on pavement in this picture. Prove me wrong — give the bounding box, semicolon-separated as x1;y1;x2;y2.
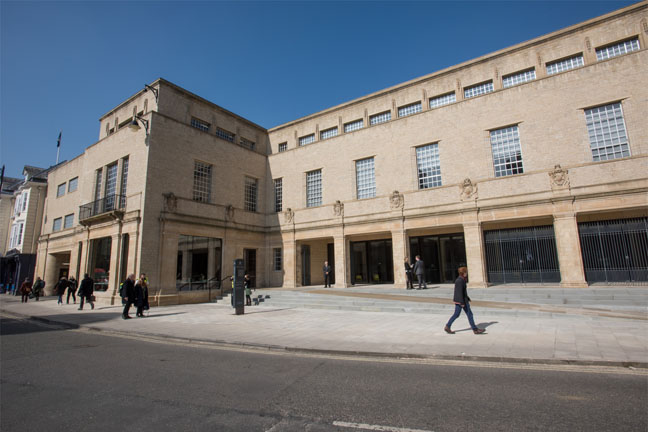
453;321;499;333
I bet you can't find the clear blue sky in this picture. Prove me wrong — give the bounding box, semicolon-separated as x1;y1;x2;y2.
0;0;637;178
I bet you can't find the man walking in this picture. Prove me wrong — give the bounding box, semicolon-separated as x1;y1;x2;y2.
121;273;136;319
444;266;485;334
323;261;332;288
413;255;427;290
78;273;95;310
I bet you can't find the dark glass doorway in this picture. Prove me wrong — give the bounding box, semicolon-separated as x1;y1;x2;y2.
351;239;393;284
301;245;311;286
409;233;466;283
244;249;256;288
327;243;335;285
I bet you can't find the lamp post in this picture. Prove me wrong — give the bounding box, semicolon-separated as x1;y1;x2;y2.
128;115;149;138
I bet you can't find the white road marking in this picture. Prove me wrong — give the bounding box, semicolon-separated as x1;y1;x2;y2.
333;421;434;432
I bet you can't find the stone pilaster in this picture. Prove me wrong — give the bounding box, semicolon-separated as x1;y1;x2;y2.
391;229;408;288
463;221;488;288
554;213;588;288
333;233;347;288
282;234;297;288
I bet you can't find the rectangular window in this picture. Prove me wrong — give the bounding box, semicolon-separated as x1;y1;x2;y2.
464;81;494;99
191;117;210;132
585;102;631;162
278;142;288;152
429;92;456;109
355;157;376;199
64;213;74;229
105;163;118;197
215;128;235;142
370;111;391;125
193;161;212;203
21;192;28;211
546;54;584;75
53;217;62;232
274;178;283;213
94;168;102;202
416;143;442;189
344;119;363;133
306;170;322;208
17;223;23;245
244;176;258;212
68;177;78;193
273;248;282;271
299;134;315;146
240;137;256;150
9;225;15;248
490;125;524;177
398;102;422;118
596;37;640;61
320;127;338;140
14;195;22;215
120;157;129;197
502;68;536;88
57;183;66;197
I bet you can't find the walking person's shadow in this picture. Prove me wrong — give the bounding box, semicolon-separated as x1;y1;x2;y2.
454;321;498;333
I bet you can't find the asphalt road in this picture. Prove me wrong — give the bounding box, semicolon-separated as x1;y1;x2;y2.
1;315;646;432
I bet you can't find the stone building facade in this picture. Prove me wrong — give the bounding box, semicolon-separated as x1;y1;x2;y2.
36;2;648;304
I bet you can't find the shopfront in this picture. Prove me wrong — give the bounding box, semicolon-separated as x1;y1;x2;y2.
350;239;393;284
409;233;466;283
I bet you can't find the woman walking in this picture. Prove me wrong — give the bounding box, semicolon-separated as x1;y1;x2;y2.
135;274;150;317
19;278;32;303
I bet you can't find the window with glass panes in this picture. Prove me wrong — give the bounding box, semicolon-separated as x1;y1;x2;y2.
64;214;74;229
306;170;322;207
191;117;210;132
273;248;282;271
320;127;338;140
53;218;62;232
596;38;639;61
585;102;630;162
370;111;391;125
355;158;376;199
398;102;422;117
240;137;256;150
344;119;363;133
193;161;212;202
94;168;102;202
490;126;524;177
299;134;315;146
464;81;494;99
278;142;287;152
105;163;118;197
120;157;129;197
274;178;282;213
244;176;258;212
416;144;442;189
68;177;78;192
546;54;584;75
57;183;66;197
429;92;456;109
216;128;235;142
502;69;536;88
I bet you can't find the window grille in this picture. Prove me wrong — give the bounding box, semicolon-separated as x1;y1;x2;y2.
596;38;639;61
398;102;422;117
546;54;584;75
278;142;288;152
191;117;210;132
464;81;494;99
490;125;524;177
429;92;456;109
416;143;442;189
370;111;391;125
344;119;363;133
356;158;376;199
306;170;322;207
585;102;630;162
193;161;212;203
320;127;338;140
502;69;536;88
216;128;235;142
274;178;283;213
299;134;315;146
244;176;258;212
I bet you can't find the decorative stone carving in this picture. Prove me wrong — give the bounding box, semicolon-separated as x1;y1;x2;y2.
389;190;404;209
225;204;235;221
549;164;570;188
283;208;294;223
460;178;478;201
163;192;177;212
333;200;344;216
585;37;592;52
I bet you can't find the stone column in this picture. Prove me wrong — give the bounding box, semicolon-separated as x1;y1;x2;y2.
333;233;347;288
282;235;297;288
463;221;488;288
554;213;588;288
391;229;407;288
44;253;58;295
108;234;122;295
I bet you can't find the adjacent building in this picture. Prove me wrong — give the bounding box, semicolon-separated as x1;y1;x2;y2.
36;2;648;304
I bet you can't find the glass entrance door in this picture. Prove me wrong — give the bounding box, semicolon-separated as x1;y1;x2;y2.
409;233;466;283
351;239;393;284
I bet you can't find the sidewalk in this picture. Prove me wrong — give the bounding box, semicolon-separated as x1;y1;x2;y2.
1;287;647;368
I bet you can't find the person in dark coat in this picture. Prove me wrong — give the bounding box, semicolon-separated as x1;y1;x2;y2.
32;277;45;301
121;274;136;319
244;274;252;306
323;261;332;288
19;278;33;303
413;255;427;290
404;257;414;290
134;274;149;317
54;277;68;305
66;276;77;304
78;274;95;310
444;266;485;335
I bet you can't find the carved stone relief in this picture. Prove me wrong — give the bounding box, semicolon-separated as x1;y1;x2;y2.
549;164;570;189
333;200;344;216
225;204;235;221
283;208;295;223
389;190;404;209
459;178;478;201
163;192;177;212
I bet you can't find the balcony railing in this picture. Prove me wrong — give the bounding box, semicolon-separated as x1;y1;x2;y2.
79;194;126;221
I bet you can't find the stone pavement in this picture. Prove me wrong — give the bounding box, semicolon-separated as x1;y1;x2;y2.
1;286;647;368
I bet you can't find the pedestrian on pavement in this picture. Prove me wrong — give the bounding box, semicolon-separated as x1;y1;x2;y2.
323;261;332;288
413;255;427;290
404;257;415;290
121;274;136;319
134;274;149;317
66;276;77;304
54;277;68;305
444;266;485;335
32;277;45;301
77;273;94;310
19;278;33;303
244;274;252;306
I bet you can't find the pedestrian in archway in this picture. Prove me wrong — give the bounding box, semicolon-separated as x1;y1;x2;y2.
413;255;427;290
54;277;68;305
32;277;45;301
67;276;77;304
323;261;332;288
78;274;94;310
444;266;485;335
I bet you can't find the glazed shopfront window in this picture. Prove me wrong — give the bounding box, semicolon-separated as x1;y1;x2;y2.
90;237;112;291
176;235;222;291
